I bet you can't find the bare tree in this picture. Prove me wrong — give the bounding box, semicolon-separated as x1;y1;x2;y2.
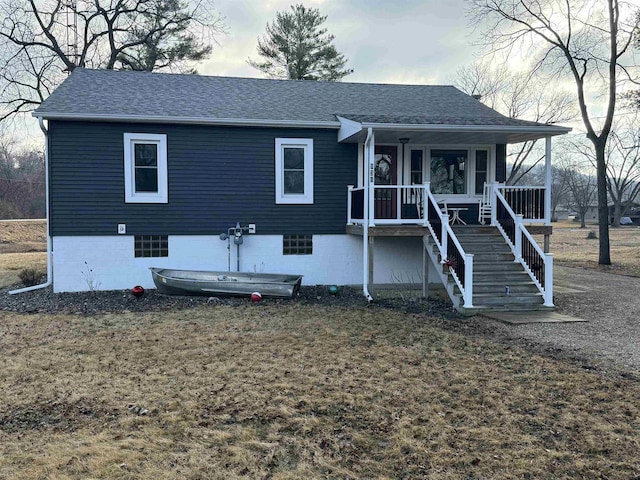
550;165;571;221
467;0;640;264
571;116;640;226
626;9;640;109
0;134;44;218
455;61;575;185
0;0;225;122
559;162;597;228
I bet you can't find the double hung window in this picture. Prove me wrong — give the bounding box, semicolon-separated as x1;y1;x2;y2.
275;138;314;204
124;133;168;203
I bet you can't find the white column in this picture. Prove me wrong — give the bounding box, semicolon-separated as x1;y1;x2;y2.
545;136;552;225
347;185;354;225
368;132;376;227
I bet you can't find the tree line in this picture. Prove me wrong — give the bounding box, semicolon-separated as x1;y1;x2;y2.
0;139;44;218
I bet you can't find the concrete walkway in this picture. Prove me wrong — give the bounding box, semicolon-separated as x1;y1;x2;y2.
477;265;640;373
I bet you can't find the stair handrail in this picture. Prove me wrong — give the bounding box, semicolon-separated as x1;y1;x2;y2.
493;185;553;306
424;183;474;308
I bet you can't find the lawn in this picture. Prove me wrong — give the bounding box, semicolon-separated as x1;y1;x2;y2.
545;221;640;277
1;304;640;479
1;221;640;478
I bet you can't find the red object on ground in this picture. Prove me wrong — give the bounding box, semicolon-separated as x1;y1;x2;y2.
132;285;145;298
250;292;262;303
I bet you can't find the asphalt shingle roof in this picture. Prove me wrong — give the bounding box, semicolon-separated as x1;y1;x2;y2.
34;69;560;130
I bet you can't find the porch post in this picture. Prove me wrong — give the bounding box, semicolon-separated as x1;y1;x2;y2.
545;136;552;225
362;128;375;302
422;245;430;298
347;185;354;225
368;132;376;227
423;182;430;226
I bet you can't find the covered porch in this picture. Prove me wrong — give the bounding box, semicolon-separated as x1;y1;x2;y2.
336;116;570;307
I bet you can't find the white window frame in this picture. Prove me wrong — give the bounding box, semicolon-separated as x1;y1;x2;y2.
275;138;314;204
124;133;168;203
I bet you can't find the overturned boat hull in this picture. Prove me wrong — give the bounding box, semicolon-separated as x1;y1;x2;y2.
150;268;303;298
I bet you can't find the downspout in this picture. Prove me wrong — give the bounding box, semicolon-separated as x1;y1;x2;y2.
362;127;374;302
10;117;53;294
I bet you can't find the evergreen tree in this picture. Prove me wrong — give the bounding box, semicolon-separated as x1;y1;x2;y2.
249;4;352;81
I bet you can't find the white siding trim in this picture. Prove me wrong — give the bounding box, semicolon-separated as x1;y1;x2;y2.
275;138;314;204
124;132;168;203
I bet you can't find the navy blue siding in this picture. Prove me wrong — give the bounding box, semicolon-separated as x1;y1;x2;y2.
496;144;507;183
49;121;357;236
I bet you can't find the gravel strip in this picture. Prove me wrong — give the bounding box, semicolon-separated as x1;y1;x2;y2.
468;265;640;375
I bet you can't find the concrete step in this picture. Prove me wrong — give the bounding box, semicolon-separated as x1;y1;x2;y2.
462;248;511;255
462;304;553;315
471;253;515;262
473;262;524;272
472;293;544;307
473;271;531;282
471;283;539;294
452;226;499;235
454;234;506;243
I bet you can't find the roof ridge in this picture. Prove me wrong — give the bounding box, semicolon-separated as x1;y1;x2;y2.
71;68;458;89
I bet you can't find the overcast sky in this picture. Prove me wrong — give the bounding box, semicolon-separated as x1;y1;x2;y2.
200;0;480;85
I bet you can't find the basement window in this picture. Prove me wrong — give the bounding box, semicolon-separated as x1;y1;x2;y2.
135;235;168;257
283;234;313;255
124;133;168;203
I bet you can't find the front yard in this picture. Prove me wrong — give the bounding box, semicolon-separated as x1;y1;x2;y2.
1;304;639;479
2;220;640;478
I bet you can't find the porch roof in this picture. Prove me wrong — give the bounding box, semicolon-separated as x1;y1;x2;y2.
337;115;571;145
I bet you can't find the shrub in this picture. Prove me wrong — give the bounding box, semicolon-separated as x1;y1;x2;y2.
18;268;44;286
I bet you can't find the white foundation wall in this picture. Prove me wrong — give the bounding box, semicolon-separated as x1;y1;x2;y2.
51;235;430;292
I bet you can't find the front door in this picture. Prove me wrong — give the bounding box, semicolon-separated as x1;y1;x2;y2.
374;146;397;219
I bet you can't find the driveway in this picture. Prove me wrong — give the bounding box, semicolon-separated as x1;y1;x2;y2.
477;265;640;373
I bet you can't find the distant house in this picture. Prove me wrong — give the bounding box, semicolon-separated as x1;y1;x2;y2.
30;69;569;313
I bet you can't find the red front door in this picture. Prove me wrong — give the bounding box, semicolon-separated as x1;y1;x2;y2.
374;146;397;219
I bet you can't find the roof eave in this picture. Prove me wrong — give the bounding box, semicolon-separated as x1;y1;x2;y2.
360;122;572;135
32;112;341;129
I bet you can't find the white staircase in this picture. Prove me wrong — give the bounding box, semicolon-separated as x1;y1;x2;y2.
424;226;551;315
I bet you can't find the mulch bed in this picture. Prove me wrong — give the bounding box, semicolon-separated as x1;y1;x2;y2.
0;283;455;317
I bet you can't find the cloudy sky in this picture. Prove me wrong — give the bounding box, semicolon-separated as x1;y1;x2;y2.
199;0;481;85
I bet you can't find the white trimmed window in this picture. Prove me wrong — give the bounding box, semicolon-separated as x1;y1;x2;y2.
124;133;168;203
275;138;314;204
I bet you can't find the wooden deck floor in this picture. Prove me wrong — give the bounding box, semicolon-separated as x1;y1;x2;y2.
346;224;552;237
345;224;429;237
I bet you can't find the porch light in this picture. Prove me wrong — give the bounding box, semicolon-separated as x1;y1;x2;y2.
399;138;410;144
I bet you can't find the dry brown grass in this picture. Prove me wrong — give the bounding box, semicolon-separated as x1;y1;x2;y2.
544;221;640;277
1;305;639;479
0;252;47;288
0;220;46;254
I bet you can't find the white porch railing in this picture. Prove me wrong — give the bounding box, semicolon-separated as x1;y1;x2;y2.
424;184;474;309
496;185;549;225
493;186;554;306
347;184;427;225
348;184;550;226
